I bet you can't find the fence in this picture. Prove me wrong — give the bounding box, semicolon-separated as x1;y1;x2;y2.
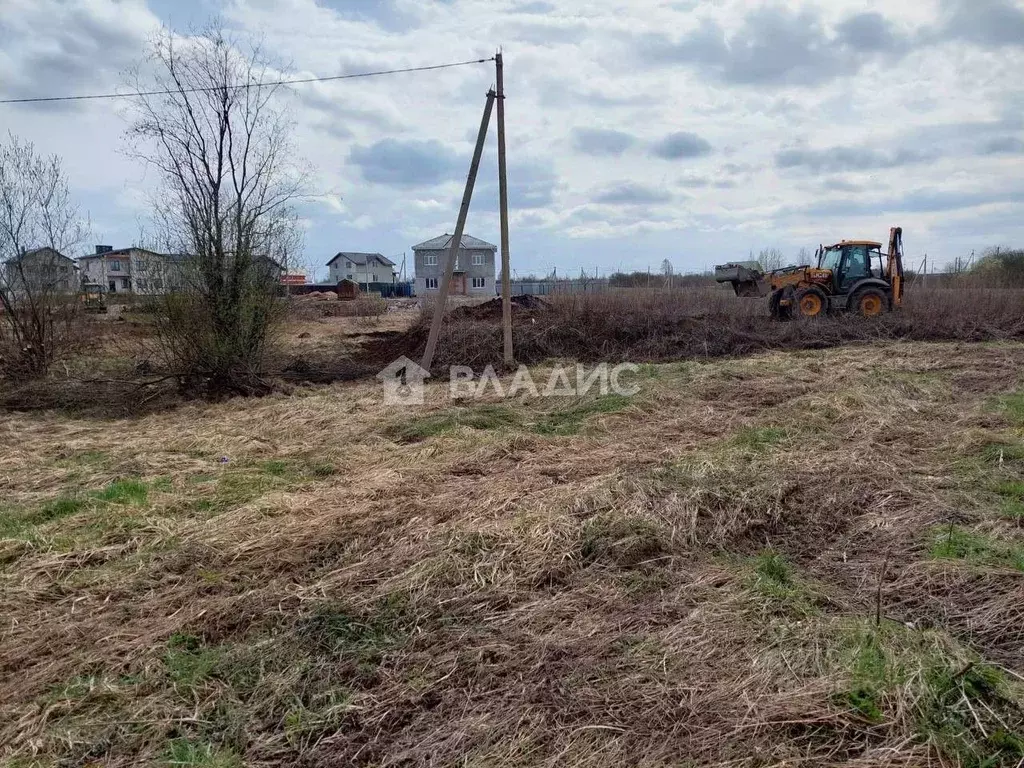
510;279;610;296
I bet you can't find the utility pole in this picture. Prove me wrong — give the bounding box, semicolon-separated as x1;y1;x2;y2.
421;89;496;372
496;51;513;366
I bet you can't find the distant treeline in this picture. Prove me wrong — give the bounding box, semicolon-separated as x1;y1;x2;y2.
970;248;1024;287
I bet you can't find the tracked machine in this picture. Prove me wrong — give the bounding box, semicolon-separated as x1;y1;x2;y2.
716;227;905;319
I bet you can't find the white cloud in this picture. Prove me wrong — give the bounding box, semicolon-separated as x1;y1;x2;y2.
0;0;1022;274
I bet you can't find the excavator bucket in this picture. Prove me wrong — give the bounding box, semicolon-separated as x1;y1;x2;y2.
714;261;770;298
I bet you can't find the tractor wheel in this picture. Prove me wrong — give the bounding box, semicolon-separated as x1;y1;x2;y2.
795;287;828;318
851;287;889;317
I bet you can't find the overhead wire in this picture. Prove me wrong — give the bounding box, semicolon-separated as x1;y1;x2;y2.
0;57;495;105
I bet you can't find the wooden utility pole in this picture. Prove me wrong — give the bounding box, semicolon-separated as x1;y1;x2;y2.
420;89;496;372
496;52;513;365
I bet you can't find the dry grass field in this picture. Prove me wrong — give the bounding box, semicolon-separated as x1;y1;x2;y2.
3;339;1024;766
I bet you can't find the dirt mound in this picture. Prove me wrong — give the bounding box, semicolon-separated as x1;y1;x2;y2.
448;294;547;321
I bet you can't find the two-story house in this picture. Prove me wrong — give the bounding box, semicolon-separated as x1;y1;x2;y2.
412;234;497;296
326;252;396;287
2;247;78;295
78;246;177;295
80;246;284;295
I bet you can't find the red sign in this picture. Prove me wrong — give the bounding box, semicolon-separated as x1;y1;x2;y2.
280;274;306;286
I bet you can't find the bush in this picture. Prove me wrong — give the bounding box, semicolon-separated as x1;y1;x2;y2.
972;249;1024;288
150;282;285;398
383;286;1024;372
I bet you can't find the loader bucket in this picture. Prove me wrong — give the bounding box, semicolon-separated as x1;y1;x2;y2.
714;261;769;298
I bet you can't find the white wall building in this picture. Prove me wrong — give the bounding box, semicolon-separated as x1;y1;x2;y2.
326;252;397;286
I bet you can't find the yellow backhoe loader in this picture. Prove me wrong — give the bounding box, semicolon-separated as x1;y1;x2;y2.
716;227;905;319
82;283;107;314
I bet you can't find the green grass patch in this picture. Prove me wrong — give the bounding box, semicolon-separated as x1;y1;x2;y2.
161;738;242;768
828;622;1024;764
730;426;788;451
179;459;338;517
38;496;86;523
95;479;149;505
930;526;1024;571
387;395;634;442
997;481;1024;500
991;391;1024;427
746;549;817;616
532;393;633;436
751;549;793;595
388;405;523;442
997;481;1024;521
165;634;224;689
980;441;1024;464
261;460;291;477
0;496;87;539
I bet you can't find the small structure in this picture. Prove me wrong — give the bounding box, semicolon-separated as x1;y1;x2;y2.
412;233;496;296
337;279;359;300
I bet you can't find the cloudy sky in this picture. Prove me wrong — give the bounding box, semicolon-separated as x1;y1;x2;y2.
2;0;1023;279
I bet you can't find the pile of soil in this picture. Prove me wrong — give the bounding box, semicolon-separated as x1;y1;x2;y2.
448;294;547;321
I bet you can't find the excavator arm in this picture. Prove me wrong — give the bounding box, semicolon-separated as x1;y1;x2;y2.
886;226;904;307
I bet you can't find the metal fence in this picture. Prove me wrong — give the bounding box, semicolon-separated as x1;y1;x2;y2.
509;279;610;296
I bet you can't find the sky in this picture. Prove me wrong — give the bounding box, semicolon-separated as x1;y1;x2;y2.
2;0;1023;281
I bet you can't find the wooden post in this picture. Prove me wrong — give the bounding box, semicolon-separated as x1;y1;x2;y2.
420;89;496;372
496;52;513;365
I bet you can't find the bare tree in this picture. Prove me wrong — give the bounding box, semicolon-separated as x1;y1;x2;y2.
660;259;674;277
757;247;787;273
127;27;306;396
0;134;86;378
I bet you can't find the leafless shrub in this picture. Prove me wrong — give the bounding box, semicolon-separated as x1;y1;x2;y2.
125;28;306;398
383;286;1024;372
0;134;87;379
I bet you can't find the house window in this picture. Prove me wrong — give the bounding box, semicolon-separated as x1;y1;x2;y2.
346;261;353;268
122;278;131;290
472;253;484;266
108;280;117;292
426;277;438;290
425;254;438;266
110;260;121;271
372;274;378;282
346;273;353;280
471;277;486;289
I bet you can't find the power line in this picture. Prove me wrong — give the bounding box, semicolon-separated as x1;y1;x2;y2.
0;57;495;105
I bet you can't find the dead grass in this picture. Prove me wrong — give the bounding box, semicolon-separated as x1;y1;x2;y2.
2;341;1024;766
372;287;1024;373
